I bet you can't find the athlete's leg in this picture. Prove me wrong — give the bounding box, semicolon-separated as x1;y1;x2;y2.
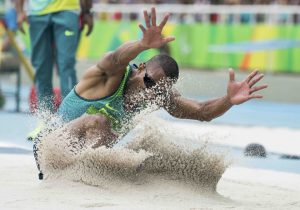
52;11;80;99
66;114;118;148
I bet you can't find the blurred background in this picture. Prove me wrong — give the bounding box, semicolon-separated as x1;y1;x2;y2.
0;0;299;173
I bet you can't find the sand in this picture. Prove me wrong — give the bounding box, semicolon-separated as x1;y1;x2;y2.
1;119;300;210
1;154;300;210
1;112;300;210
164;120;300;156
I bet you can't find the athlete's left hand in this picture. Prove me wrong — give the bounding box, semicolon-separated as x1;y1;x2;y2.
227;68;268;105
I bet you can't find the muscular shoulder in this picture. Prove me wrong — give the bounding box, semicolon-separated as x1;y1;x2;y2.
163;89;198;118
75;51;129;98
76;63;126;99
82;52;127;82
161;88;181;109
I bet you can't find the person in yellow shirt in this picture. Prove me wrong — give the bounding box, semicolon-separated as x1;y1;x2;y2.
16;0;93;112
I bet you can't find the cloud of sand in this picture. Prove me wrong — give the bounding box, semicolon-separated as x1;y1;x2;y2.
37;113;228;191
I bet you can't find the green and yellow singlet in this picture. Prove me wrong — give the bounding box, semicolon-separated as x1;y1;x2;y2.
58;66;132;130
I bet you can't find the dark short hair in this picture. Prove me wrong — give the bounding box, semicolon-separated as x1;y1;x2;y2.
148;54;179;81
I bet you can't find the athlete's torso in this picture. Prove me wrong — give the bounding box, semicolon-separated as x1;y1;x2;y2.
58;67;132;129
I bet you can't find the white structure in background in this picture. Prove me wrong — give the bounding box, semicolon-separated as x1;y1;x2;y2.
93;3;300;24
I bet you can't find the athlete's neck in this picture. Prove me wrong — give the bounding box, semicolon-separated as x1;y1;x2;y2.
123;70;145;110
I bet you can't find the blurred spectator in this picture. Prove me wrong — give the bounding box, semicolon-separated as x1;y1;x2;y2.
209;0;222;23
16;0;94;112
0;0;20;110
178;0;195;23
1;1;20;72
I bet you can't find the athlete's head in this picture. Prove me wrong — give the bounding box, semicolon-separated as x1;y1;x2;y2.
148;54;179;81
143;54;179;88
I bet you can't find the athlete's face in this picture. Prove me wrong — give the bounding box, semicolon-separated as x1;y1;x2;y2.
133;62;175;93
143;63;167;89
139;63;175;104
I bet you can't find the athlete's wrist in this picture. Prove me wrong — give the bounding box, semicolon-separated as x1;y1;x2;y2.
224;94;234;107
138;40;150;51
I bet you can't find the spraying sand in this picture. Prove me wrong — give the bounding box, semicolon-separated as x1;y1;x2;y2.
2;112;300;209
1;153;300;210
38;115;227;191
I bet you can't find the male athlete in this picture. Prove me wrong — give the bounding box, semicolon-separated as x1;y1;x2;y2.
55;7;267;148
33;7;267;179
23;8;262;150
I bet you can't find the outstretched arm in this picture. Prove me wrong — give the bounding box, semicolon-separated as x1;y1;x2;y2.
78;7;175;96
166;69;268;121
167;92;232;122
95;8;175;77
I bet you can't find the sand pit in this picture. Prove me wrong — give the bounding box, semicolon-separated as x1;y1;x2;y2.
2;115;300;209
1;154;300;210
36;116;227;190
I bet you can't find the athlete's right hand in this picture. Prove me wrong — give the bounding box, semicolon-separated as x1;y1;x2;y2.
139;7;175;49
17;11;28;34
